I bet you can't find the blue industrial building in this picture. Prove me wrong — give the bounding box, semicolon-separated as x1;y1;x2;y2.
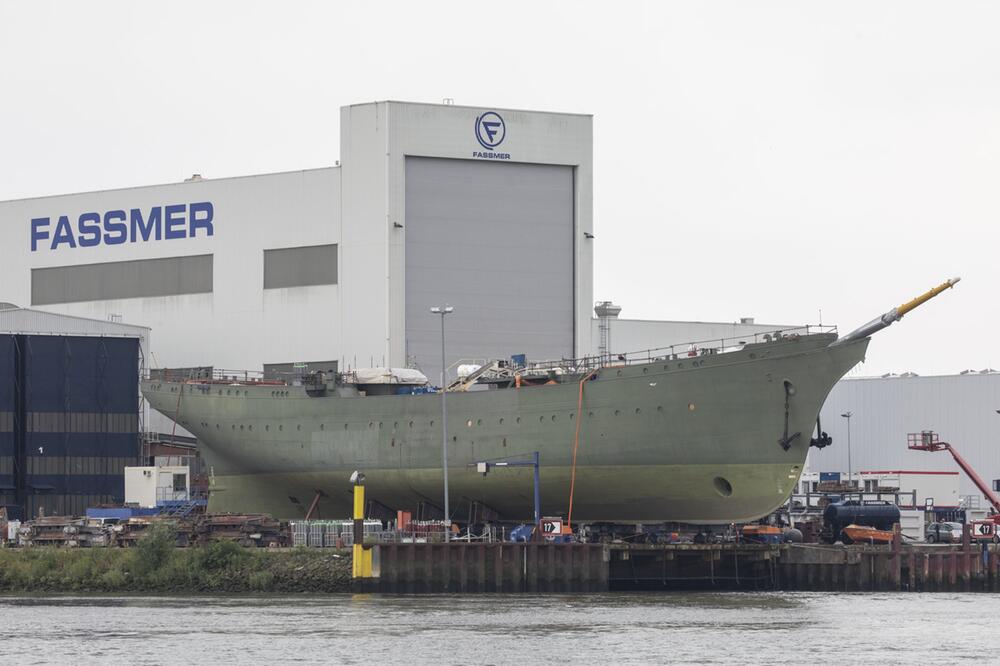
0;305;147;520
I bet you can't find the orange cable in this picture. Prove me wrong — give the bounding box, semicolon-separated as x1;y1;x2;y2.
567;369;598;529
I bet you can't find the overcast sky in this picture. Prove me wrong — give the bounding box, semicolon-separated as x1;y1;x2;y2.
1;1;996;376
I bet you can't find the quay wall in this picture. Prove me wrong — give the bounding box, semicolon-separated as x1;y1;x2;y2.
356;541;1000;593
2;540;998;594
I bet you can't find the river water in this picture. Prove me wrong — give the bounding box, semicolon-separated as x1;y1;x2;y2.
3;592;999;664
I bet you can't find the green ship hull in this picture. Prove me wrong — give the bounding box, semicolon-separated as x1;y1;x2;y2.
142;333;867;523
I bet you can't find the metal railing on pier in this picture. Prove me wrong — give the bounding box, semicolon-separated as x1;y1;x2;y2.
787;490;919;513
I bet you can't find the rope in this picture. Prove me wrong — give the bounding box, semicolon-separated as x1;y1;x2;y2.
567;369;598;529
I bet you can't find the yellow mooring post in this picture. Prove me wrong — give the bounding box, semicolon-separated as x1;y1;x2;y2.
352;481;373;579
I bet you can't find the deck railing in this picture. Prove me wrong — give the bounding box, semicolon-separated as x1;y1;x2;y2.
153;324;838;386
522;324;838;374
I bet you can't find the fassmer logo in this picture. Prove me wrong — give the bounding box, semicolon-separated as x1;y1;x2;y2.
472;111;511;160
475;111;506;149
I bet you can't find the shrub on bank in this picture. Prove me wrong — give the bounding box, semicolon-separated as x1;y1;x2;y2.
0;530;351;593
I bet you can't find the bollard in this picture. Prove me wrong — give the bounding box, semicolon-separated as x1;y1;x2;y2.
351;476;373;580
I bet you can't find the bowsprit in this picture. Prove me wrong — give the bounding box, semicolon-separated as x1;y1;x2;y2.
30;201;214;251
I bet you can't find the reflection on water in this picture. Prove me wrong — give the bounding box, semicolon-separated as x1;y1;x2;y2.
3;592;1000;665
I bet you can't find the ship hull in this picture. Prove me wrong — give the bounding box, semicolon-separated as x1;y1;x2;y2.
142;333;867;523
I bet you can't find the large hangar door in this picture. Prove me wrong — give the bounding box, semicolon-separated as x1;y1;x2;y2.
405;157;574;383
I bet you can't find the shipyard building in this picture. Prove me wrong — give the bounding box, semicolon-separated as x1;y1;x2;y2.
0;306;148;519
1;102;594;396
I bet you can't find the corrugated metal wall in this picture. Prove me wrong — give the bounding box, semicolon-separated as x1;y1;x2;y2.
812;374;1000;500
0;335;14;510
0;306;149;369
0;334;139;519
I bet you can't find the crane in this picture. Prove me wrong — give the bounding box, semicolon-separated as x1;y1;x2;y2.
908;431;1000;542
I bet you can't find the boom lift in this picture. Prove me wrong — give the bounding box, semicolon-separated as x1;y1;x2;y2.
908;431;1000;542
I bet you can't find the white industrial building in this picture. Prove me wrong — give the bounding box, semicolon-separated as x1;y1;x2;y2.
811;372;1000;508
0;305;149;365
1;101;596;383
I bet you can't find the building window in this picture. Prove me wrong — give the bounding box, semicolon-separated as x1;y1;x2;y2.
31;254;213;305
263;244;338;289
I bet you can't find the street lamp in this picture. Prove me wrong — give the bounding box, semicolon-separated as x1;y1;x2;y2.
430;305;454;534
841;411;853;489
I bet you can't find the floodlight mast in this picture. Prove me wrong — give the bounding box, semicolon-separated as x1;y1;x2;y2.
430;304;454;534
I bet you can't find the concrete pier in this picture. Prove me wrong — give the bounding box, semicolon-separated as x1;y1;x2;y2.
352;541;1000;593
354;543;608;593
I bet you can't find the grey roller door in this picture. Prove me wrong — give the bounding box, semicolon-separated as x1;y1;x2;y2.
405;157;574;383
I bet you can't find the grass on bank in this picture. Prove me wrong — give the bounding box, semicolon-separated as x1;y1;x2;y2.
0;524;351;593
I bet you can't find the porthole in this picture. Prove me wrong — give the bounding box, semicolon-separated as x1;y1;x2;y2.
570;413;575;420
297;425;301;431
279;425;283;431
430;420;435;427
391;438;395;448
616;370;623;377
539;416;545;423
635;408;641;415
240;425;244;431
467;419;473;428
248;425;253;431
231;425;236;430
502;437;507;447
344;423;349;430
218;390;223;396
516;417;521;424
320;424;324;430
378;422;383;429
452;436;457;442
663;365;669;371
368;421;374;429
713;476;734;497
642;368;648;374
688;403;696;412
551;415;557;422
216;424;220;429
477;419;483;426
393;422;398;429
499;417;504;425
657;406;663;412
409;420;414;428
678;363;684;369
588;411;594;418
614;410;621;417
